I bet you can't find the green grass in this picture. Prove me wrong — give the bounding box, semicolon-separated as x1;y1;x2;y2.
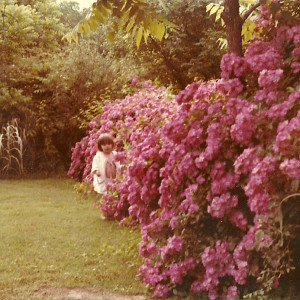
0;177;146;300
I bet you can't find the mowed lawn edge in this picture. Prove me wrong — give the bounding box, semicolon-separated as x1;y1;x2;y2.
0;178;146;300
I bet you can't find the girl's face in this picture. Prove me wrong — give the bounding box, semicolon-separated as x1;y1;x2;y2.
101;143;113;155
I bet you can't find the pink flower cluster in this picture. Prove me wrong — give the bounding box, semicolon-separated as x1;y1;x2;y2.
229;210;248;231
244;41;281;72
274;106;300;154
208;192;238;218
221;53;248;79
161;235;184;261
280;158;300;180
258;69;283;90
191;241;239;300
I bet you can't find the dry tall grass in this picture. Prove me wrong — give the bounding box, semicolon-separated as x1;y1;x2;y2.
0;119;26;175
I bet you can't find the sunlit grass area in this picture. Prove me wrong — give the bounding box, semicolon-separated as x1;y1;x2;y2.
0;178;146;300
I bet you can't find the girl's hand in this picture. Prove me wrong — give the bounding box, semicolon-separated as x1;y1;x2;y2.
95;171;101;177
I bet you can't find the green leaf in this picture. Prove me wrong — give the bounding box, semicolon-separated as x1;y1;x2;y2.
255;229;264;242
83;20;90;34
89;16;98;31
156;22;165;41
136;26;143;48
215;8;223;21
71;30;78;43
206;3;214;12
100;5;109;17
131;25;137;38
126;19;135;32
94;9;105;23
118;10;130;29
121;0;132;12
143;29;149;44
107;31;115;42
210;5;220;16
77;23;84;34
149;21;165;41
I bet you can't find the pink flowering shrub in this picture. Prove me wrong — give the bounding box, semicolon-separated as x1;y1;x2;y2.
69;1;299;299
68;82;177;221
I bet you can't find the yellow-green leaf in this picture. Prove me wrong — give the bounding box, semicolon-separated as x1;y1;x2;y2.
241;0;257;5
249;22;256;31
83;20;90;34
118;10;130;29
136;26;143;48
143;29;149;44
100;5;109;17
210;5;220;16
206;3;214;12
131;25;137;38
77;23;84;34
62;32;71;42
243;30;252;42
89;16;98;31
71;30;78;43
215;8;223;21
121;0;132;12
107;31;115;42
155;22;165;41
94;9;105;23
126;19;135;32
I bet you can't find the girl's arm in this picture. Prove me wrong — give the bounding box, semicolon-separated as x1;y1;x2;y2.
91;153;101;177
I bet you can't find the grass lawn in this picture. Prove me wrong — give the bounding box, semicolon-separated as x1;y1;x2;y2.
0;177;146;300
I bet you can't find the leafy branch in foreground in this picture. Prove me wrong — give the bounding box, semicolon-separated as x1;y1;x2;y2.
63;0;176;48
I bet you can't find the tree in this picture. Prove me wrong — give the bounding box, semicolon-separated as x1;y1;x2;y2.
67;0;262;55
0;0;65;173
64;0;176;46
58;1;85;29
137;0;225;89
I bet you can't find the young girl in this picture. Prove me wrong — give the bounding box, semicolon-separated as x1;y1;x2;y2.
91;133;121;195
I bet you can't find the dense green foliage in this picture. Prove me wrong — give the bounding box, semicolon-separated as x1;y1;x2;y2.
0;0;224;175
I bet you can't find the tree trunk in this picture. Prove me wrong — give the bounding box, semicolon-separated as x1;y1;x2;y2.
222;0;243;56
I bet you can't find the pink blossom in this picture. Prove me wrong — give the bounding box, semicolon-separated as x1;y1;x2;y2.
230;210;248;231
280;158;300;179
221;53;248;79
208;192;238;218
258;69;283;90
161;236;184;261
131;75;138;86
154;284;168;298
234;147;261;175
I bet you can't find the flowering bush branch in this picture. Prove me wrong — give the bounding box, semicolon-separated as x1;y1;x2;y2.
69;1;299;298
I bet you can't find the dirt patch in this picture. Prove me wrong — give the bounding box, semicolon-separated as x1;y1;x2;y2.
38;286;149;300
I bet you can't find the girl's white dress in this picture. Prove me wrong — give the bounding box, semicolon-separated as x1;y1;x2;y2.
91;151;121;194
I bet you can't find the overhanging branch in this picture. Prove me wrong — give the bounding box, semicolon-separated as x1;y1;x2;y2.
241;2;261;24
